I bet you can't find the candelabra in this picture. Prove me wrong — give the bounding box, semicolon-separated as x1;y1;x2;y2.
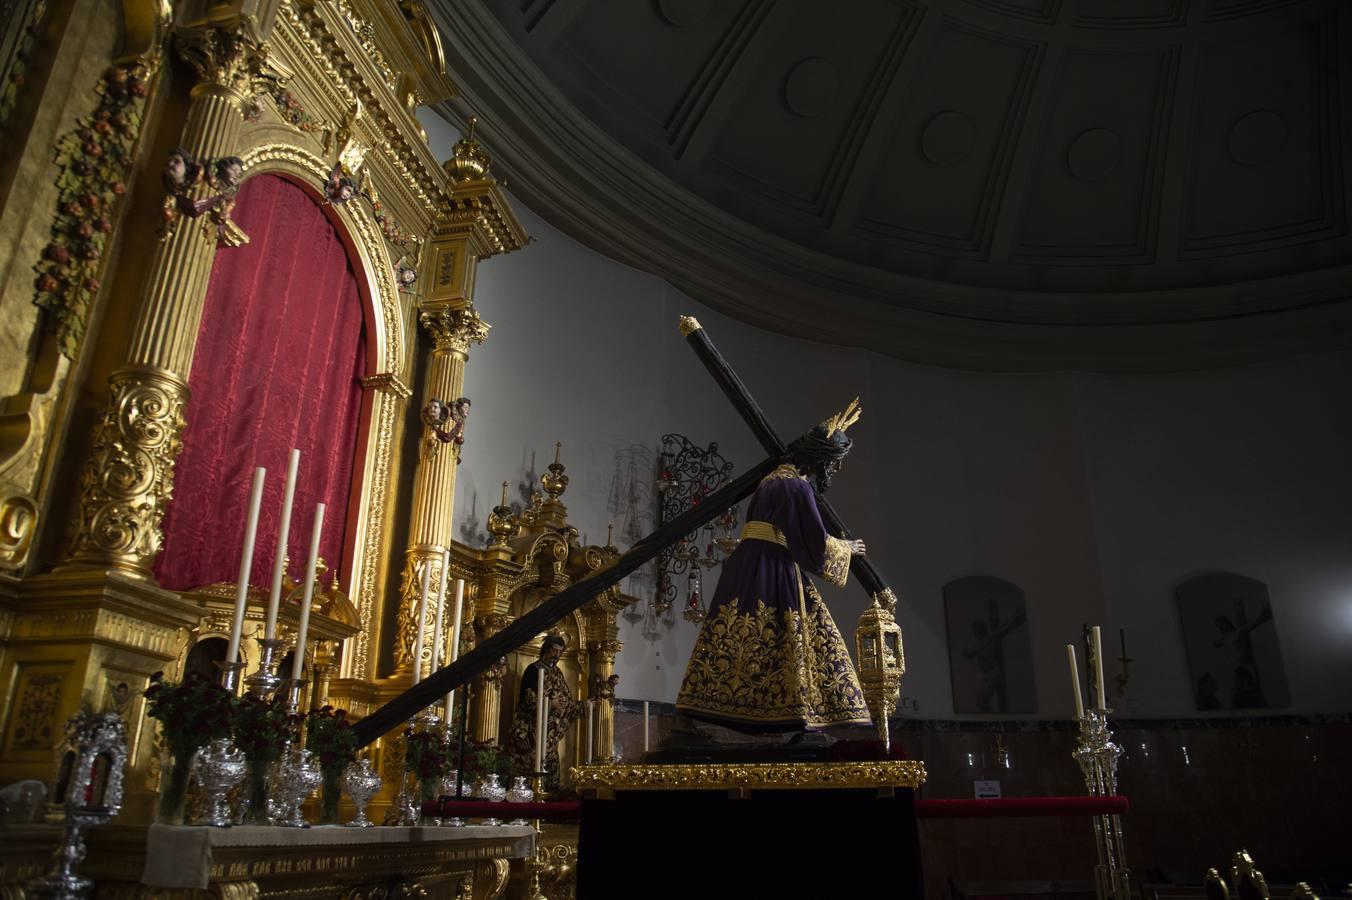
653;434;736;625
245;636;285;697
1074;709;1131;900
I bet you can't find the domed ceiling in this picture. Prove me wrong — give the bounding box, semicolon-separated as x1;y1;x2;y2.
427;0;1352;370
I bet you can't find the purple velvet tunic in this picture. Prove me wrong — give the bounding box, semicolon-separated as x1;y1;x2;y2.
676;465;871;732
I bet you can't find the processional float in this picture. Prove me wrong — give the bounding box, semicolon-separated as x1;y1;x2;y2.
353;316;905;749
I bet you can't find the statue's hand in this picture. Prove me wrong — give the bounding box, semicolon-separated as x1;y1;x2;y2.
848;539;866;556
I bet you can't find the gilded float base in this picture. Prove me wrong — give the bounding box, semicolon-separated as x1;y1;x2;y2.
0;568;203;822
570;759;927;794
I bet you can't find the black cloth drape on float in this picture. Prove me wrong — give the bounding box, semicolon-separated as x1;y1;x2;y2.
576;789;923;899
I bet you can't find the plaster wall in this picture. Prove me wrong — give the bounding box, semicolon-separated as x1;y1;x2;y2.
423;113;1352;720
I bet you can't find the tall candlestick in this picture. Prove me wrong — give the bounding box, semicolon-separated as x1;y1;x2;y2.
264;449;301;641
585;700;595;764
1066;643;1085;719
410;560;431;685
444;577;464;723
642;701;650;753
1091;625;1106;710
227;467;266;667
291;503;325;681
429;551;449;682
534;667;546;773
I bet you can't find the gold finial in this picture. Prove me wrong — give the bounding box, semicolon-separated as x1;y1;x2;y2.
678;315;702;337
487;477;519;546
542;442;568;501
606;523;615;548
500;480;509;506
445;114;492;182
821;397;862;438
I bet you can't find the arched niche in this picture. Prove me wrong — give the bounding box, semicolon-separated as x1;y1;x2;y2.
1175;572;1289;711
941;575;1036;715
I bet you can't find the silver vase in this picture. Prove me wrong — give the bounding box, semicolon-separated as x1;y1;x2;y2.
196;739;246;828
341;759;381;827
505;776;533;826
439;770;464;827
274;749;321;828
477;774;506;826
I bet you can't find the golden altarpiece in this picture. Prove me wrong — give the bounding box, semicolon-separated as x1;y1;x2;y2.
0;0;613;896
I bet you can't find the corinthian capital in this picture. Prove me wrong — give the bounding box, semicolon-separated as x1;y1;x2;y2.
419;306;490;354
175;20;284;104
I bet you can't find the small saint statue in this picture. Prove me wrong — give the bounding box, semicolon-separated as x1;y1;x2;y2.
505;634;584;789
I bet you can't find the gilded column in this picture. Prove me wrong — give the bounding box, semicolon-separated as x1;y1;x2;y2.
66;20;281;576
590;638;623;763
393;306;488;677
470;612;512;743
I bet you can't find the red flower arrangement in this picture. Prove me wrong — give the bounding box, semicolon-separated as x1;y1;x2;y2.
305;705;358;777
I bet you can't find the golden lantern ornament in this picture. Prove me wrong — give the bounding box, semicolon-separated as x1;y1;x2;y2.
855;588;905;753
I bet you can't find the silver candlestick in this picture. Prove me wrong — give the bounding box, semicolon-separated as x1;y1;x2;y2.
216;660;246;695
1074;708;1131;900
245;637;285;697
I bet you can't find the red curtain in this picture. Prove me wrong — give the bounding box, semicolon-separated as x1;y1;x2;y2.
157;174;367;592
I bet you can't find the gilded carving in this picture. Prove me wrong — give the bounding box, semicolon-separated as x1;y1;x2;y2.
174;21;283;105
571;760;927;791
10;673;63;751
393;550;445;672
33;58;159;358
419;306;489;355
331;0;398;92
68;367;188;573
360;372;413;398
0;494;38;570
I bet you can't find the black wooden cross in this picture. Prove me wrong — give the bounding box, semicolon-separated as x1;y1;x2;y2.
678;316;896;605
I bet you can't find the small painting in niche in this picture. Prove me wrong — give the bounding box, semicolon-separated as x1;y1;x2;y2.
1177;573;1290;710
943;576;1036;714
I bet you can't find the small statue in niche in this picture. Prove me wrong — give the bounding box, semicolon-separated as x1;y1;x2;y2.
324;162;358;205
421;396;470;462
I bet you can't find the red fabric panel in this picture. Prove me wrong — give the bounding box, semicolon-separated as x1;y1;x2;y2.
156;173;367;592
915;796;1130;818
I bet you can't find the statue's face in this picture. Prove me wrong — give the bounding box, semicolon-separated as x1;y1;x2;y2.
542;642;563;663
167;155;185;181
455;400;470;417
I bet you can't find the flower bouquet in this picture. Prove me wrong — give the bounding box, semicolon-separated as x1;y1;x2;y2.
143;672;234;824
305;706;358;823
231;694;298;823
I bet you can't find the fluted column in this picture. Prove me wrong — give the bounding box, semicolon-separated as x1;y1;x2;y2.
470;612;512;743
393;306;489;676
66;21;281;576
590;639;622;763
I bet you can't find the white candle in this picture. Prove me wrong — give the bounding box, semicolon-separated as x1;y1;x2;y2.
227;467;266;667
642;700;650;753
533;666;546;773
410;560;431;685
1066;643;1085;719
429;552;448;683
585;700;595;764
444;576;464;722
290;503;325;681
264;449;301;641
1092;625;1106;710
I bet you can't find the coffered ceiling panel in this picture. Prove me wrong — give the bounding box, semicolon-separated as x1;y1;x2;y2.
1013;45;1179;263
703;0;921;218
433;0;1352;370
1181;13;1344;256
854;18;1043;257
